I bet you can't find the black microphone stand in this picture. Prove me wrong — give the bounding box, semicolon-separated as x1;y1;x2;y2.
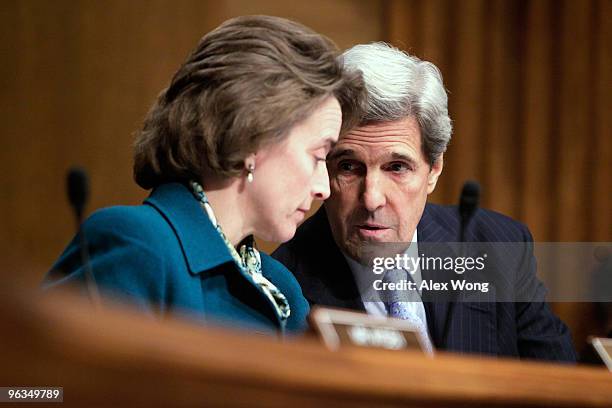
67;167;101;309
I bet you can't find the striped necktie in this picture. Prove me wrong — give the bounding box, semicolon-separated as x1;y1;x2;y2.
383;269;434;354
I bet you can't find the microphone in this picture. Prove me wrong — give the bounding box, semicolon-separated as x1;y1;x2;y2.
67;167;89;226
66;167;101;308
459;181;480;242
441;181;482;346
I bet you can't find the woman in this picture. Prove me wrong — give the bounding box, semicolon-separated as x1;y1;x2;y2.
44;15;365;334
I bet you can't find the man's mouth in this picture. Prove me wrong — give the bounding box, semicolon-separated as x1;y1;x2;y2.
355;223;390;238
295;208;309;221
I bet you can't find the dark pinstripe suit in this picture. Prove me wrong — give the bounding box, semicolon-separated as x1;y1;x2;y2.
272;204;576;362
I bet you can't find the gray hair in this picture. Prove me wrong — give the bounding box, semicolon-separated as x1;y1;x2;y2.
341;42;452;165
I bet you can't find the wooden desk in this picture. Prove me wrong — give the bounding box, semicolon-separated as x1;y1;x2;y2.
1;289;610;407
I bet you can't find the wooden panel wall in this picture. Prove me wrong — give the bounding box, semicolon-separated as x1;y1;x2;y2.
385;0;611;242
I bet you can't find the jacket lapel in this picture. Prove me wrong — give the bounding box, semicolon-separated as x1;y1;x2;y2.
294;208;365;312
418;204;499;353
144;183;234;274
144;183;284;328
417;204;455;349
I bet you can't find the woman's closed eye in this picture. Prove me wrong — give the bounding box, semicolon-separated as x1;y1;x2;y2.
312;147;329;164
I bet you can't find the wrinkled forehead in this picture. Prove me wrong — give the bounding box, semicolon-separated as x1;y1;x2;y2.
332;117;424;161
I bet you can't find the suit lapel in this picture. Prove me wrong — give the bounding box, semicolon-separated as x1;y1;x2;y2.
417;204;455;348
305;237;365;311
418;204;499;354
293;208;365;312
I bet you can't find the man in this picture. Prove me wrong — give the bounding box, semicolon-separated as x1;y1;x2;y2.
273;42;576;361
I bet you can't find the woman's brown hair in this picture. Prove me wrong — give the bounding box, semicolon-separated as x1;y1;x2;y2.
133;15;365;189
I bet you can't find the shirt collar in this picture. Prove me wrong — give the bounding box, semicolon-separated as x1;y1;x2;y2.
342;229;420;300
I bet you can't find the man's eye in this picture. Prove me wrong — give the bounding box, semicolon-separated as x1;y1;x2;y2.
386;162;411;173
338;160;356;172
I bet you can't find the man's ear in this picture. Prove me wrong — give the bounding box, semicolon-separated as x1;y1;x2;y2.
427;154;444;194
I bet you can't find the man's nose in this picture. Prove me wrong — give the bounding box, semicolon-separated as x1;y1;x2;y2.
312;164;331;201
361;172;386;211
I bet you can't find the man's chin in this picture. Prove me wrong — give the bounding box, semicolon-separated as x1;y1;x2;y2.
343;237;411;266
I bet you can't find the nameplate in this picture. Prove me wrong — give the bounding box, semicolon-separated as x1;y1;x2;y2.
309;306;433;355
590;337;612;371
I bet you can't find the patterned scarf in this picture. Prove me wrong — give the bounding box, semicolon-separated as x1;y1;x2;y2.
189;181;291;327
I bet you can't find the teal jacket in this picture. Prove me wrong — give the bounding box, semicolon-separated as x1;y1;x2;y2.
44;183;309;334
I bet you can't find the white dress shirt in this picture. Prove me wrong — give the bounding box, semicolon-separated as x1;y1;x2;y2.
342;230;432;345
